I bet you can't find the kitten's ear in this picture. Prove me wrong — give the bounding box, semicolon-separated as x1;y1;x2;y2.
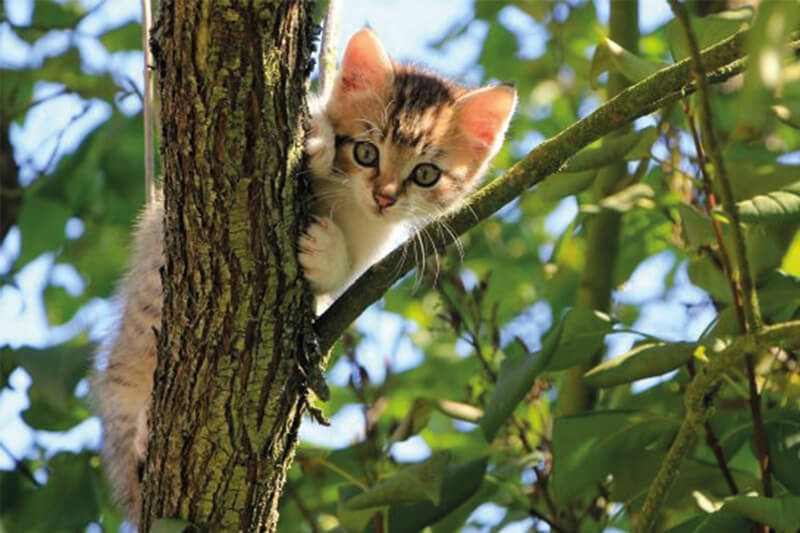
338;29;394;93
454;85;517;156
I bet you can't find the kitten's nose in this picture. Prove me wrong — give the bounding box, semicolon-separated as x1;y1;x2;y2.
373;191;397;209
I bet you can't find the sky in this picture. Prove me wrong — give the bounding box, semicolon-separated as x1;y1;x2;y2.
0;1;697;531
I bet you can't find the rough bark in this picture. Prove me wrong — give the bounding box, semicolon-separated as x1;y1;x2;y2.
142;1;317;530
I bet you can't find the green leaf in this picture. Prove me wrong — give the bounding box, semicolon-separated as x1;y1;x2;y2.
0;68;35;121
724;495;800;533
678;204;716;249
584;183;655;213
584;341;693;388
693;509;754;532
773;99;800;129
536;170;597;203
389;397;434;443
562;127;657;173
0;452;101;532
765;418;800;494
736;181;800;223
344;452;450;510
7;345;91;431
726;162;800;202
338;492;380;533
389;457;489;533
16;194;72;265
151;518;200;533
661;515;705;533
736;2;800;133
99;22;143;52
545;307;613;371
13;0;85;43
667;8;752;62
590;37;666;90
480;331;562;442
552;410;679;503
38;49;119;101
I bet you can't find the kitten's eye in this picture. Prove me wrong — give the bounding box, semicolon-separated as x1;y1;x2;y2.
409;163;442;188
353;141;379;167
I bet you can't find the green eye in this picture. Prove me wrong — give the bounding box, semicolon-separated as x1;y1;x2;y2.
353;141;379;167
409;163;442;187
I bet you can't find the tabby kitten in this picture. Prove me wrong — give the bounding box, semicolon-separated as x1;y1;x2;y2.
92;28;516;523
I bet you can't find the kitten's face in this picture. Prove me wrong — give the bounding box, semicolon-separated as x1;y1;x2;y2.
325;29;516;224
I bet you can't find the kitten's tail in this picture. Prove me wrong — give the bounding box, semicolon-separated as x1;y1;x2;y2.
92;368;146;524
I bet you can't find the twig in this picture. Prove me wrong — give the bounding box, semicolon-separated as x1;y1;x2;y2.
317;0;338;99
634;320;800;533
667;0;771;506
530;506;565;533
0;441;41;487
315;28;786;354
141;0;156;205
686;359;739;495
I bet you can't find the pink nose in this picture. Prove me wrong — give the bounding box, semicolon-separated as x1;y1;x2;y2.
373;192;396;209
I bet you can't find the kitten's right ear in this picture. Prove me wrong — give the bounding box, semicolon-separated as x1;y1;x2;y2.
337;29;394;93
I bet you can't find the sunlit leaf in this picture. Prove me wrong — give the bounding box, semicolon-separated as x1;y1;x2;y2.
590;37;666;89
765;417;800;495
736;2;800;133
100;22;143;53
667;8;751;62
724;495;800;533
7;345;91;431
736;182;800;223
545;307;613;371
562;127;657;173
389;457;489;533
584;341;693;388
344;453;450;510
481;332;561;442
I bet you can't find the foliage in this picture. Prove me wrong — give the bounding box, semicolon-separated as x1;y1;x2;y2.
1;1;800;532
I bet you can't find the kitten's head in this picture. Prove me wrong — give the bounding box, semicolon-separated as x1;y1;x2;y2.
325;29;516;224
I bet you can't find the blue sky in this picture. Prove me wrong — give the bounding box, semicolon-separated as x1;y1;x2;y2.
0;1;697;531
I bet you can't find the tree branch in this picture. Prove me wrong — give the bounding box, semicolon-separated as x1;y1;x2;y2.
317;0;338;99
561;0;637;416
634;320;800;533
668;0;771;504
315;29;771;353
141;0;156;205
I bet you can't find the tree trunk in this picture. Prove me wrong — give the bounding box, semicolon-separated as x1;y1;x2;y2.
142;1;317;530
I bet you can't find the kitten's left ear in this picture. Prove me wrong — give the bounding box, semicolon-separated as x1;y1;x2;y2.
338;28;394;93
454;85;517;157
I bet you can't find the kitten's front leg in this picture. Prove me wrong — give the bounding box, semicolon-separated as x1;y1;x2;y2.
299;216;350;296
305;98;335;177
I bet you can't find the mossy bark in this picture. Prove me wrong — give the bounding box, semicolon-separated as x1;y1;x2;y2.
142;1;316;530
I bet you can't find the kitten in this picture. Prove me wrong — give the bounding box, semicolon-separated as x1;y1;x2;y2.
92;28;515;524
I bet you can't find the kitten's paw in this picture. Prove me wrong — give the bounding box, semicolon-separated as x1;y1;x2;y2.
299;216;350;295
306;109;336;177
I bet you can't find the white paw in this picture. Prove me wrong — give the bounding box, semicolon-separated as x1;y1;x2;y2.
299;216;350;295
306;108;336;177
